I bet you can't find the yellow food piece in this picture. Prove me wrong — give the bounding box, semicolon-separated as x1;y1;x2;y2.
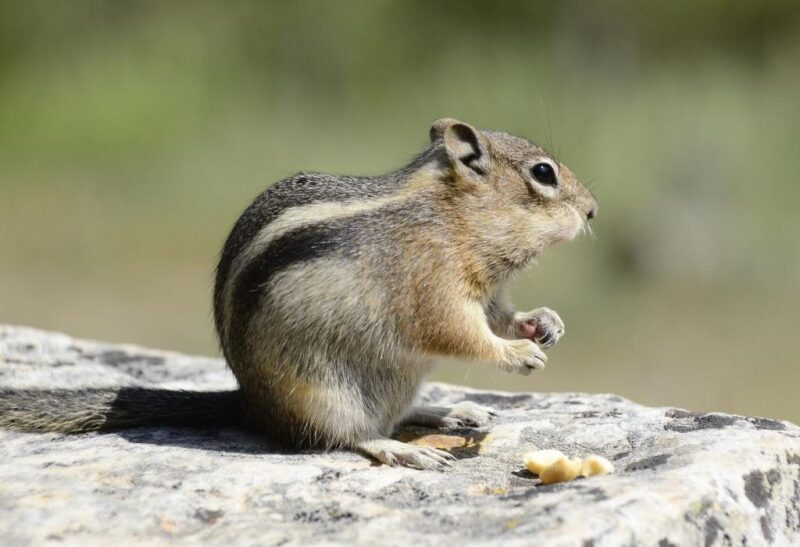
523;449;615;484
580;455;615;477
523;449;566;474
538;456;583;485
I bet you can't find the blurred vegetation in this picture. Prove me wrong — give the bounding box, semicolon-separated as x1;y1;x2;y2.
1;1;799;420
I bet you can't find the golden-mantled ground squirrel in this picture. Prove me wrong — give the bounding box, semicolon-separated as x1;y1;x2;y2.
1;118;596;470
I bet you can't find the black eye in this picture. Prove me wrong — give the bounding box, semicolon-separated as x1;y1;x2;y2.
531;163;557;186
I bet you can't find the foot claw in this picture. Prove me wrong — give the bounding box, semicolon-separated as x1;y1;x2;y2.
404;402;497;430
359;438;457;470
443;401;496;428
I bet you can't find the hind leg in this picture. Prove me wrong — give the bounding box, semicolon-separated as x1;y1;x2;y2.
402;401;497;429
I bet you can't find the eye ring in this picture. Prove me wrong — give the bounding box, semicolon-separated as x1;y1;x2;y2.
531;162;558;187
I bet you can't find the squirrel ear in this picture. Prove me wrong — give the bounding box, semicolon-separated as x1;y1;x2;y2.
429;118;460;143
431;118;490;176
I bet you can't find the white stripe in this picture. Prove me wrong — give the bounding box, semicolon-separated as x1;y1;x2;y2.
219;167;438;340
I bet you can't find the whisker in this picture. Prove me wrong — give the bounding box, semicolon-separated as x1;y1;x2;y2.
584;177;601;191
586;222;597;242
540;96;553;153
556;136;567;164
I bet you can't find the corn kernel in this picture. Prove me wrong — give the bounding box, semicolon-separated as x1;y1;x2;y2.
523;449;565;474
538;456;583;484
580;455;614;477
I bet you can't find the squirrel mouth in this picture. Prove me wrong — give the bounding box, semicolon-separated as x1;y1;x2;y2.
575;208;595;241
566;205;593;242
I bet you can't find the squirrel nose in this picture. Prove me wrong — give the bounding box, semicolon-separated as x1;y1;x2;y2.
586;205;597;220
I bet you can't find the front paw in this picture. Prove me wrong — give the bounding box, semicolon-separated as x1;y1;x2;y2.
514;307;565;349
499;339;547;375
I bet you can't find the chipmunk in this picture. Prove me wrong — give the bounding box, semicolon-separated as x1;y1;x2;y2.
0;118;596;470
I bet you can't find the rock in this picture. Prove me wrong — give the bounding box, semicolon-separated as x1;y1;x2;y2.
1;324;799;546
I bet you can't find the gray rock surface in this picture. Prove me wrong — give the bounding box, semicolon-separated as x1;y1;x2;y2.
1;324;799;546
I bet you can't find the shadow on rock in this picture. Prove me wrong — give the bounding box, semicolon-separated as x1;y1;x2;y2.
115;425;291;455
100;387;289;455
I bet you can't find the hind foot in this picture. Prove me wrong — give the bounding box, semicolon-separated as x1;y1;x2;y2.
402;401;497;429
357;436;455;470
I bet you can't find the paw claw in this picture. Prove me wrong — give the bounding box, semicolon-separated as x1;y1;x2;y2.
503;339;547;374
515;307;565;350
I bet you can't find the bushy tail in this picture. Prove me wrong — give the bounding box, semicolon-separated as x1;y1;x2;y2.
0;387;241;433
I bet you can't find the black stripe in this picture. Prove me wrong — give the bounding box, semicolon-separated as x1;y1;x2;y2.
214;175;309;339
214;172;405;342
212;146;444;346
225;220;358;361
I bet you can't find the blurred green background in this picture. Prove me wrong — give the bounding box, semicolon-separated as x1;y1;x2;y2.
1;1;798;421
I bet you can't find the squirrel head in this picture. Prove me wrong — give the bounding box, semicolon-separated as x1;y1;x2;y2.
429;118;598;278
